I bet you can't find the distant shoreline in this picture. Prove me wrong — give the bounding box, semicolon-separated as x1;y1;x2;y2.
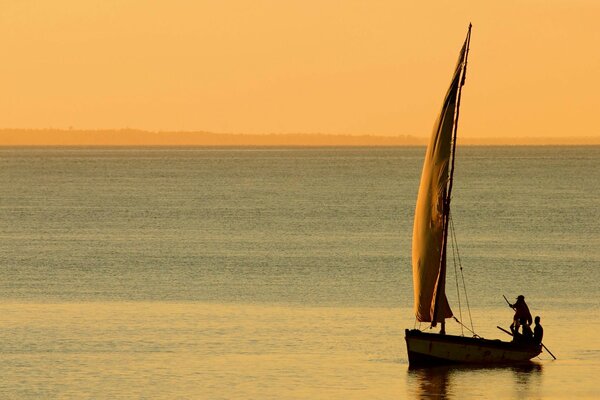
1;129;598;146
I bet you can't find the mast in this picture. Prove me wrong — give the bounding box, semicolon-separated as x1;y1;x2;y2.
447;23;472;206
431;24;472;325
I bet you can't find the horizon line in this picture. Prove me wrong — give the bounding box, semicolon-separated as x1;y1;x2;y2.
1;129;599;146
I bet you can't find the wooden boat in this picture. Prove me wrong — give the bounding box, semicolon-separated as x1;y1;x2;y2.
405;24;542;366
405;329;542;367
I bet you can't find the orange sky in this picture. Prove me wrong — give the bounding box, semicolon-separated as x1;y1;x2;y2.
0;1;598;140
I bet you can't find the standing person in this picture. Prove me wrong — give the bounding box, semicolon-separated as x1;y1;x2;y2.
533;316;544;345
509;295;533;332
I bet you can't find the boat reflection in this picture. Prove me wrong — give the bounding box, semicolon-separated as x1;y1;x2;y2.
509;362;543;397
407;363;543;399
408;366;452;398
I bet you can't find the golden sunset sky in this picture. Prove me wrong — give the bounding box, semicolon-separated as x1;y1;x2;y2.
0;1;598;141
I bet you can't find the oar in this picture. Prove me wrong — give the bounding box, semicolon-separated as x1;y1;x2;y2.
496;326;557;360
497;325;513;336
503;294;512;308
542;343;556;360
540;342;557;360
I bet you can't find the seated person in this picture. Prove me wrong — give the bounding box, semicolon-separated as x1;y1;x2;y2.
521;319;533;342
512;318;533;344
533;316;544;345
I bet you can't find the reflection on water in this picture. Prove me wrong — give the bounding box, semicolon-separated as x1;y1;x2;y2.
510;363;543;398
407;363;543;399
408;366;453;399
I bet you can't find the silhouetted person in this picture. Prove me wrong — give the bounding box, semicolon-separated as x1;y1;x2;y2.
521;319;533;342
533;316;544;345
510;323;521;341
512;318;532;344
509;295;532;332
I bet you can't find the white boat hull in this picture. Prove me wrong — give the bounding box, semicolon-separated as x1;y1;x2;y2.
405;329;542;367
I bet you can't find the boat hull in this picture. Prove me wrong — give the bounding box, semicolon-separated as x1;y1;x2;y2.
405;329;541;367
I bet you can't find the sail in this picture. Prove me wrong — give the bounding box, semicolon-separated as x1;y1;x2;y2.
412;35;469;323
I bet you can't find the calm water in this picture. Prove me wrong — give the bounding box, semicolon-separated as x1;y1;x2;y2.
0;146;599;398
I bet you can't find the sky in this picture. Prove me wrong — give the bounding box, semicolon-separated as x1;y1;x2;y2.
0;1;598;139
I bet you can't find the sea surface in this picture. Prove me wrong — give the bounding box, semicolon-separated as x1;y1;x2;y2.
0;146;598;399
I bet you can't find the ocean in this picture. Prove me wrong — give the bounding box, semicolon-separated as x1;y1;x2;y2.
0;146;598;398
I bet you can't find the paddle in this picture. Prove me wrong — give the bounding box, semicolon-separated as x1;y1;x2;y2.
497;325;513;337
541;343;557;360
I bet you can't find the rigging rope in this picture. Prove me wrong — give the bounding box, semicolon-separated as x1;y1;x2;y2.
452;316;481;338
450;217;464;336
450;215;476;335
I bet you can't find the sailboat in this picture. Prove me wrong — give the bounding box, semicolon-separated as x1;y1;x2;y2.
404;24;542;366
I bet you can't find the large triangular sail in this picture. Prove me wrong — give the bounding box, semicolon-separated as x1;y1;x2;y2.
412;26;471;324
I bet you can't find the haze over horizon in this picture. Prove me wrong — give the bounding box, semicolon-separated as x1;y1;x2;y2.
1;128;598;146
1;1;598;142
